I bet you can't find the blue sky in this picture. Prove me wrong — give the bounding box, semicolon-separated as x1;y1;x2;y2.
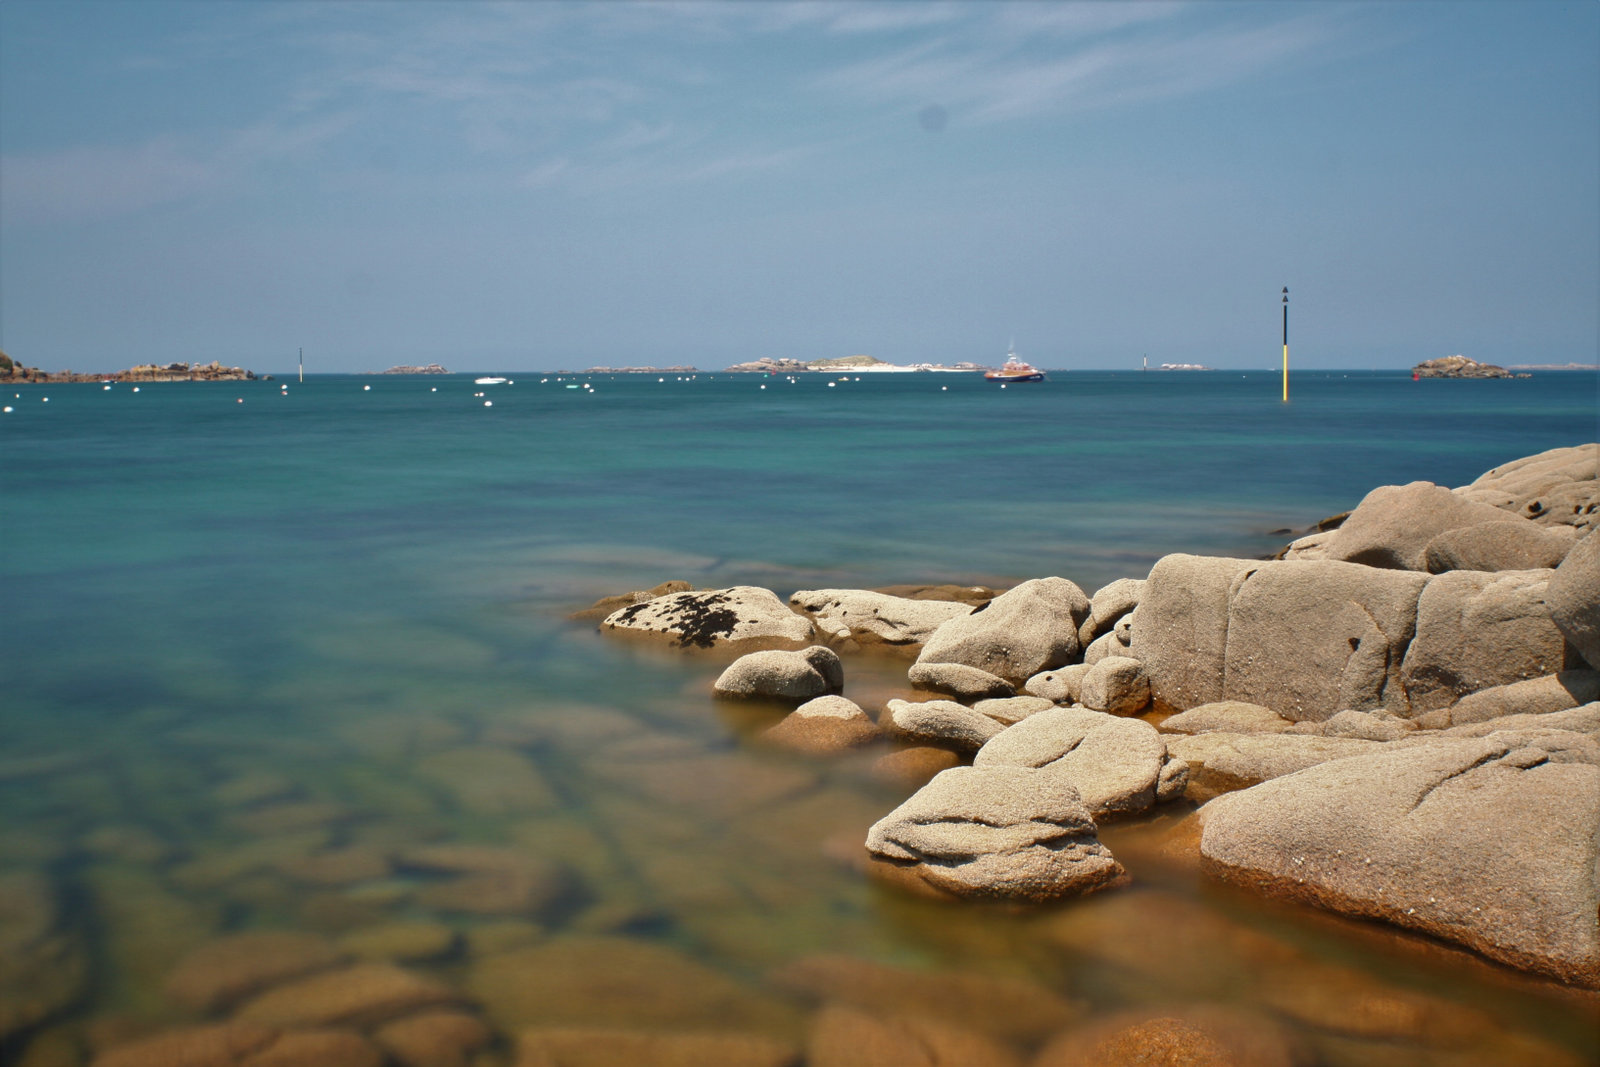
1;1;1595;373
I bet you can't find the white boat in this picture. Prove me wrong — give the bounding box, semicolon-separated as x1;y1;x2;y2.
474;376;508;385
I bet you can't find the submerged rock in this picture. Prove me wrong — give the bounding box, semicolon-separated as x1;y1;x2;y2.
762;695;880;754
1199;730;1600;987
600;586;814;651
233;962;464;1028
864;764;1126;902
0;870;88;1045
163;931;346;1013
515;1027;798;1067
569;580;695;621
806;1003;1024;1067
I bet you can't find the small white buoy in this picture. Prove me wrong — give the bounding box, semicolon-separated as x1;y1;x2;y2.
759;384;766;390
430;387;437;392
42;397;49;402
659;377;665;382
827;382;836;388
132;387;140;392
484;400;493;407
363;384;371;391
941;386;947;391
3;406;12;413
236;398;243;404
1000;384;1006;389
103;385;111;391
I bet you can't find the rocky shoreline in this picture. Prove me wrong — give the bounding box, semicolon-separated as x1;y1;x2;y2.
591;443;1600;991
0;354;260;383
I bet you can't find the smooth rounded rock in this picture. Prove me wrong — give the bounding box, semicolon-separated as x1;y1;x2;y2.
762;695;880;754
915;577;1091;683
975;707;1188;816
1079;656;1150;716
906;661;1015;700
713;646;844;701
1547;529;1600;668
601;586;815;651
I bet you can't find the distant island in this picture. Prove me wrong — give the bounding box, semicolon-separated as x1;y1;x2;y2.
726;354;982;374
1412;355;1529;379
1159;362;1211;371
1508;362;1596;371
379;363;450;374
562;365;700;375
0;351;261;383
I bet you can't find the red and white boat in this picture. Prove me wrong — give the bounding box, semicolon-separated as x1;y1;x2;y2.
984;344;1045;382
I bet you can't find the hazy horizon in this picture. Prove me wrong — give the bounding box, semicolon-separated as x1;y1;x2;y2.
3;1;1596;375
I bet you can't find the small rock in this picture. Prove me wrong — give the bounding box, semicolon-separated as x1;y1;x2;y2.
1079;578;1145;647
713;647;844;701
971;695;1055;725
915;577;1091;683
1157;702;1294;735
884;699;1005;754
1025;664;1089;705
1079;657;1150;716
906;662;1015;700
974;707;1187;816
865;764;1126;902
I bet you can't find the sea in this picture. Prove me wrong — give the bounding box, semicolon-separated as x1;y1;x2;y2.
2;368;1597;1064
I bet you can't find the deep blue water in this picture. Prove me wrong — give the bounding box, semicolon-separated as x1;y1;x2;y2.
1;368;1596;1061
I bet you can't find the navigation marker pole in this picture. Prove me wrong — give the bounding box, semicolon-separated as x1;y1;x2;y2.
1281;287;1289;403
299;347;304;384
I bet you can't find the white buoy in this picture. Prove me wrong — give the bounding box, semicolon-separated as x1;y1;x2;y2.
484;400;493;407
3;406;12;413
42;397;49;402
132;387;140;392
827;382;836;388
759;384;766;390
941;386;947;391
363;384;371;391
103;384;111;391
1000;383;1007;389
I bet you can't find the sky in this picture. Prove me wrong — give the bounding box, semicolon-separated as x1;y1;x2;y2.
1;0;1596;374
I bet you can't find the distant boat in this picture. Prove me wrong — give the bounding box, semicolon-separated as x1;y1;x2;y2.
474;376;508;385
984;343;1045;383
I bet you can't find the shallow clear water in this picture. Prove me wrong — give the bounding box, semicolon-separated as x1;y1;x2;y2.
2;370;1596;1063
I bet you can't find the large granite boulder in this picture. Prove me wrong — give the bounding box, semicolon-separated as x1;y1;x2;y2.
1422;520;1576;573
1164;733;1384;801
1446;670;1600;724
1455;444;1599;533
1398;568;1570;714
712;646;843;701
1079;578;1145;646
884;699;1005;754
600;586;814;651
1129;555;1254;713
1547;529;1599;668
915;577;1091;684
1079;656;1150;716
1223;559;1428;721
973;708;1187;816
1323;481;1516;570
789;589;971;651
906;661;1015;700
1198;730;1600;988
864;764;1126;902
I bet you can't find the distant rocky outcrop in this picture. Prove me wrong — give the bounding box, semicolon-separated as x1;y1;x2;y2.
0;353;259;383
570;365;699;374
380;364;449;374
725;357;812;373
1412;355;1522;378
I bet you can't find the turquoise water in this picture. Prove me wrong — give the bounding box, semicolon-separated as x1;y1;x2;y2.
2;370;1597;1062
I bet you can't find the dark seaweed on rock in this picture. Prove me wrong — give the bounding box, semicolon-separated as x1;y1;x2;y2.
612;592;743;649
